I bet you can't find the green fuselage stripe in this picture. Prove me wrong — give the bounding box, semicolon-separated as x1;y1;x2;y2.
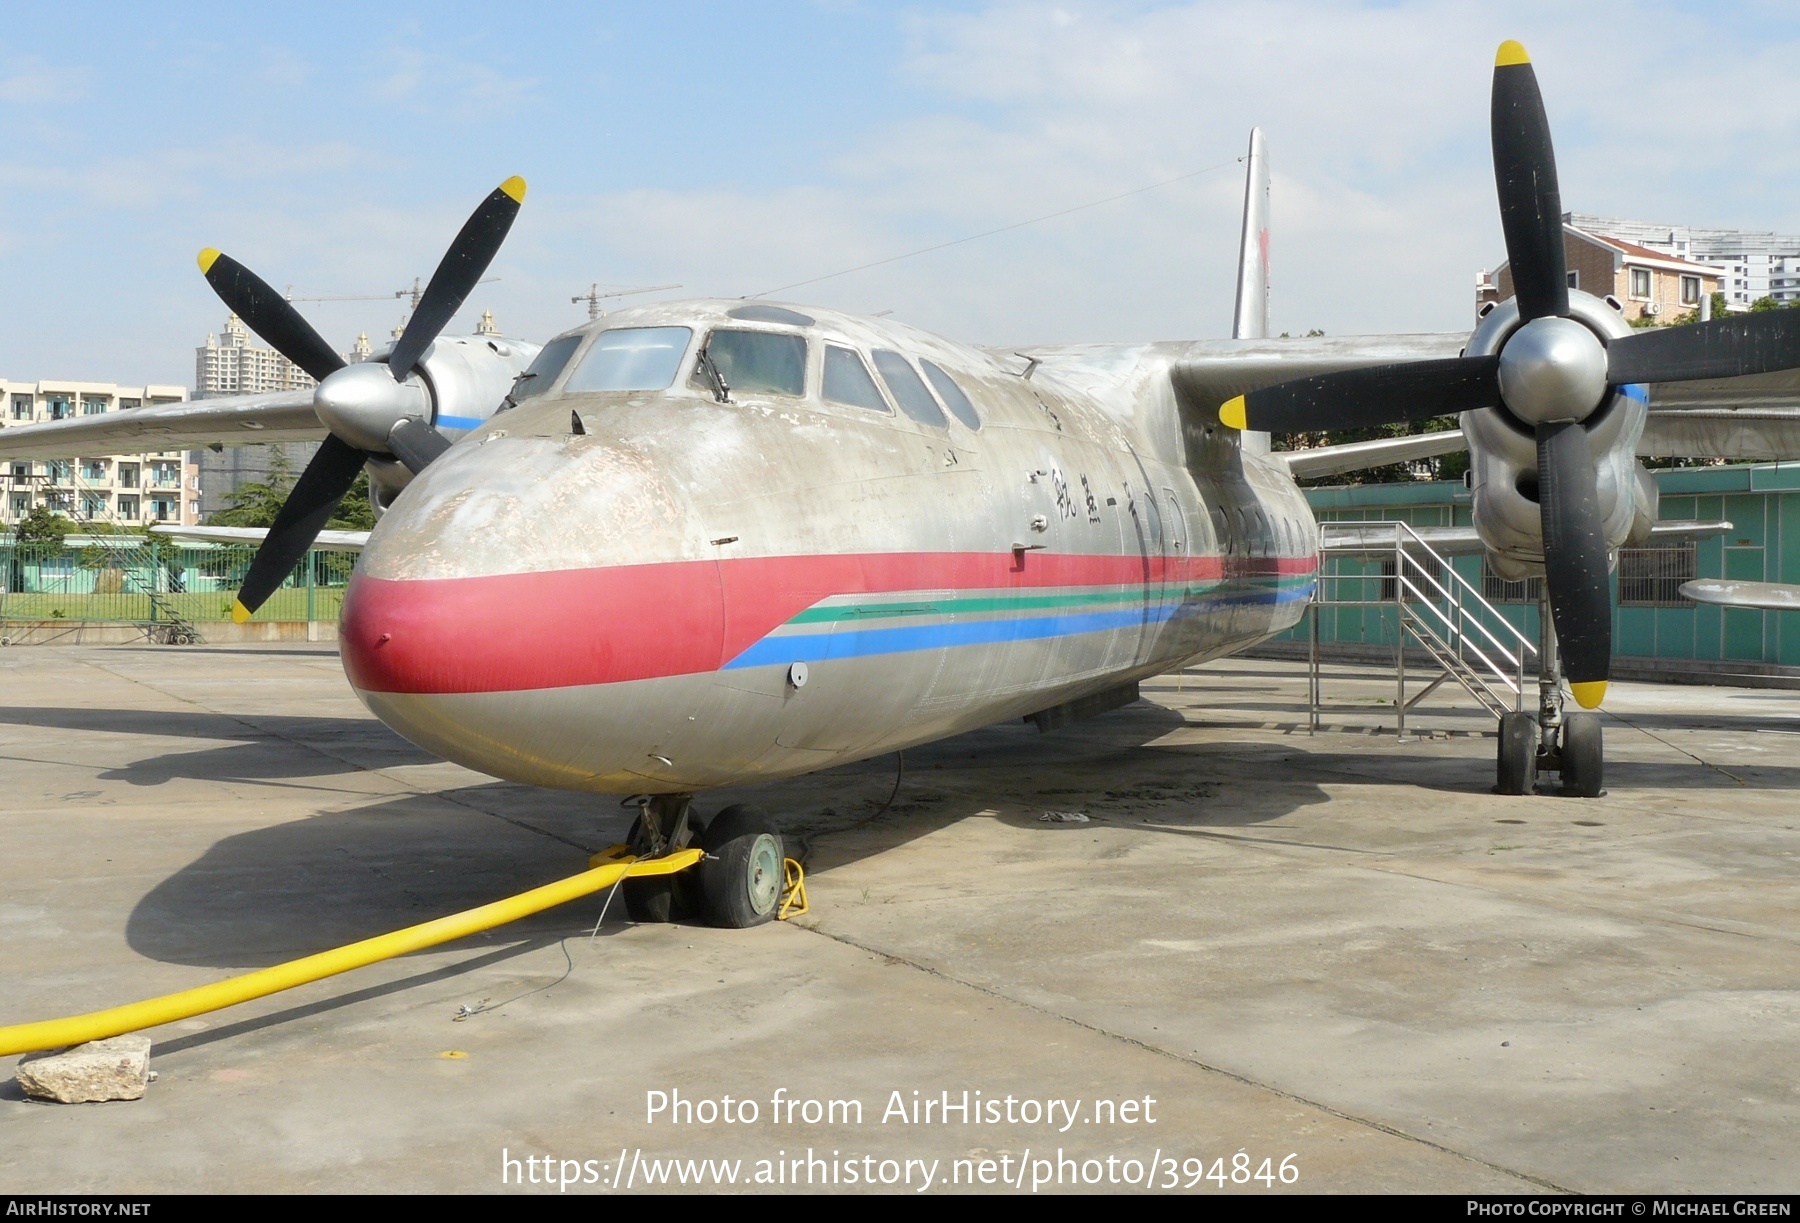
785;575;1316;626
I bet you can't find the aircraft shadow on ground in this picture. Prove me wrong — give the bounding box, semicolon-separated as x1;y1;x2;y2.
0;706;436;783
113;693;1800;974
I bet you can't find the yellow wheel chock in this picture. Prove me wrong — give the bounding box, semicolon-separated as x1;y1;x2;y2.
778;858;809;920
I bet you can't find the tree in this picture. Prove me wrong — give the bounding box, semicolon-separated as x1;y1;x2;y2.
14;504;72;547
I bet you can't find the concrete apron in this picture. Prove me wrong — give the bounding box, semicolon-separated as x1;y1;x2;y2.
0;644;1795;1194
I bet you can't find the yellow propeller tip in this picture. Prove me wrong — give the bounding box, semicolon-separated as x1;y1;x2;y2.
197;247;221;274
1570;680;1607;709
1495;40;1530;67
1219;395;1247;431
231;599;252;625
499;175;527;203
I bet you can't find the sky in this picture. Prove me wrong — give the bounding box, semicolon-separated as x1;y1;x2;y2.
4;1;1800;387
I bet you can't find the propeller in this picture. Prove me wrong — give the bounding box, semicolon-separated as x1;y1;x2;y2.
198;176;526;622
1219;40;1800;710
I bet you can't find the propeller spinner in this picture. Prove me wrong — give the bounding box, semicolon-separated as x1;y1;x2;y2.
198;176;526;622
1219;41;1800;710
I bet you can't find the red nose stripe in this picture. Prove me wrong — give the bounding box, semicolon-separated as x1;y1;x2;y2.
341;551;1282;695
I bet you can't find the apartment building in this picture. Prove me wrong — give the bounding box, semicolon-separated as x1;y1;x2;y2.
1;382;197;528
1563;213;1800;309
1479;226;1724;323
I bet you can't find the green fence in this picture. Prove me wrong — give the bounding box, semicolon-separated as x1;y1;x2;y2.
0;541;350;624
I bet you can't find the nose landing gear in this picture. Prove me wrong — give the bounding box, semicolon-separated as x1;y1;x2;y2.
621;796;788;928
1495;594;1604;797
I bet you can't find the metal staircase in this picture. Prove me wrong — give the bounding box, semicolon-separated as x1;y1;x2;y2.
1308;521;1536;737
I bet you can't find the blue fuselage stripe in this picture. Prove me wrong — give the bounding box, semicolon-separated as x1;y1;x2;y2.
723;582;1312;669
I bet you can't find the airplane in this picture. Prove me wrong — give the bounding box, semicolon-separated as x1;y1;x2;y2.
6;42;1800;931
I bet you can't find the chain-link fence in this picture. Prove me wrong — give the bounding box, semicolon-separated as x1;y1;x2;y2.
0;540;350;625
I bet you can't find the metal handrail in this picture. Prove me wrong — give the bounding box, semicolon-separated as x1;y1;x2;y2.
1309;519;1541;734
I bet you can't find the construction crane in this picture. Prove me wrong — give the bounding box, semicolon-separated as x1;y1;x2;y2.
571;282;682;321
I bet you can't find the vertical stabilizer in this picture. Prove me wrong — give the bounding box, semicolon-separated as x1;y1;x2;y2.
1233;127;1272;454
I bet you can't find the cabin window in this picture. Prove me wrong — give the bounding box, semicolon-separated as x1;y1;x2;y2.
822;345;890;413
513;334;585;401
921;361;981;430
695;329;807;397
870;350;946;427
566;326;694;393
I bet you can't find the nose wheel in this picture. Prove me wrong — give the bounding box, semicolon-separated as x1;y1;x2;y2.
620;798;787;928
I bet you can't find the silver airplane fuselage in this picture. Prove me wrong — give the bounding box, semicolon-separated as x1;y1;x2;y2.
339;300;1318;794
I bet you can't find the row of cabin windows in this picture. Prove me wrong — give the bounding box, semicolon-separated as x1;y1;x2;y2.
1209;504;1307;556
513;325;982;431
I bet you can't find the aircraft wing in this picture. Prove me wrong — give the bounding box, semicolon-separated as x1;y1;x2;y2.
1320;519;1730;556
150;524;367;552
1276;429;1468;480
1680;579;1800;611
0;390;323;460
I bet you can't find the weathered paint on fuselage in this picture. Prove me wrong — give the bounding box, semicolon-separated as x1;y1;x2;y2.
340;301;1318;793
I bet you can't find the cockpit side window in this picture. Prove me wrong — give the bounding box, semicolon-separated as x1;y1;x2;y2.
511;334;583;402
822;345;890;413
920;361;980;430
695;329;807;397
871;350;947;427
563;327;693;393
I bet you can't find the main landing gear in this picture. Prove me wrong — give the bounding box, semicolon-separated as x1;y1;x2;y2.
1496;592;1603;798
622;795;789;928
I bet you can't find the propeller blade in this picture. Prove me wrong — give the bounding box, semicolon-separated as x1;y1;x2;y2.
1536;420;1610;708
385;417;452;474
231;435;369;621
1607;309;1800;385
388;176;527;379
1220;355;1500;433
1491;41;1569;323
197;250;348;384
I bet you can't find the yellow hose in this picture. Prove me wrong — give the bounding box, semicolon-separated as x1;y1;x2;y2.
0;847;702;1058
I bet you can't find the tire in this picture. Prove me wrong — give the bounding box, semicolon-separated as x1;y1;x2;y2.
1496;711;1538;796
697;804;784;929
1560;712;1604;798
623;874;693;923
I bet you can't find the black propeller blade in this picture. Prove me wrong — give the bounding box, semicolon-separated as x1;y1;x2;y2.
197;250;347;383
386;417;453;473
1606;309;1800;385
1536;422;1611;707
199;175;527;620
1490;41;1568;324
388;176;527;379
1221;356;1500;433
230;435;370;622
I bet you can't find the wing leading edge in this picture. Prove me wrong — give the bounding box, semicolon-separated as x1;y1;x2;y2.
0;389;323;461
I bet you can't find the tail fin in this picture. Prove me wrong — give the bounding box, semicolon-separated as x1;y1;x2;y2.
1233;127;1272;454
1233;127;1270;340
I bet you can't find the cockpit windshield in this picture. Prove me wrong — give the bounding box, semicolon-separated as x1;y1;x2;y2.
510;334;582;402
564;326;694;393
696;329;807;397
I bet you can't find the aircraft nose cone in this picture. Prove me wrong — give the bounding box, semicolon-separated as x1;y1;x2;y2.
335;431;726;787
1497;315;1609;426
314;361;430;452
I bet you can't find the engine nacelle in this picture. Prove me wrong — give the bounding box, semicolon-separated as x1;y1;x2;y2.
1461;292;1655;580
359;334;540;515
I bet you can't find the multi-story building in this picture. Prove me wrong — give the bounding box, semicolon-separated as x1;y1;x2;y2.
1;382;197;529
195;314;318;398
1478;226;1724;324
1563;213;1800;309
